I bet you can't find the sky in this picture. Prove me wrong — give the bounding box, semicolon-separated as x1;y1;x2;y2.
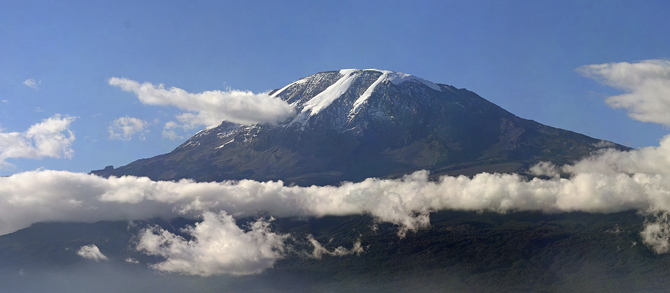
2;0;670;175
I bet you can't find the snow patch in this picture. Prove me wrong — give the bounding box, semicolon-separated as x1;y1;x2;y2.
350;71;390;117
387;72;442;92
215;139;235;149
270;78;308;98
291;69;360;125
302;69;359;116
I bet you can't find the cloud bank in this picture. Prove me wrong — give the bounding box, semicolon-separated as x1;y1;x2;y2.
0;114;76;168
108;78;296;134
4;157;670;274
577;59;670;126
108;116;148;141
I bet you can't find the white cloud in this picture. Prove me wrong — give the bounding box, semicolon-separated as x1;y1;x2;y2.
641;212;670;254
561;133;670;176
0;114;76;168
161;121;183;140
0;170;653;233
137;211;286;276
125;257;140;264
306;235;363;259
108;77;295;134
529;161;560;178
1;167;670;244
23;79;39;90
577;59;670;126
108;116;148;141
77;244;109;262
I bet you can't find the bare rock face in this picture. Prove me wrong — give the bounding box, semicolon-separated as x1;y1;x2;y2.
93;69;627;185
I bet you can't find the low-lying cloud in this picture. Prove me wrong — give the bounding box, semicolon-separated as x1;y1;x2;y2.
108;77;296;134
0;114;76;168
4;155;670;274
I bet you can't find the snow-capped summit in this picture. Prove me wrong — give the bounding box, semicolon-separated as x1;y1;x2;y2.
270;69;444;128
94;70;627;186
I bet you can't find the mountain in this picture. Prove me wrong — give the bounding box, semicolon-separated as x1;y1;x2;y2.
93;69;627;185
3;70;657;292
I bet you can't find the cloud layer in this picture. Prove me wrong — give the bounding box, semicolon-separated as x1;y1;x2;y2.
578;59;670;126
5;150;670;274
0;114;76;168
108;78;295;133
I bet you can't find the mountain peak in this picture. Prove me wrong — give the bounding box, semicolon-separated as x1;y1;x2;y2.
270;69;446;128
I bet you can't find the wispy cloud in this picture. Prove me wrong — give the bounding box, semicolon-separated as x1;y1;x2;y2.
306;235;363;259
107;78;295;137
22;79;39;90
161;121;184;140
108;116;148;141
577;59;670;126
0;114;76;168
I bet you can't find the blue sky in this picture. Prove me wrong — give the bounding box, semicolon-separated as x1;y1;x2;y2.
2;0;670;175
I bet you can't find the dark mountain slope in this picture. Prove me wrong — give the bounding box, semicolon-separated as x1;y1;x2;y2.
93;69;627;185
2;211;668;292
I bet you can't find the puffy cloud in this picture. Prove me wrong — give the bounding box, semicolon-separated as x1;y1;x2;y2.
108;77;295;132
529;161;560;178
108;116;148;141
641;213;670;254
0;114;76;168
0;171;177;235
77;244;108;262
577;59;670;126
136;211;286;276
23;79;39;90
562;134;670;176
